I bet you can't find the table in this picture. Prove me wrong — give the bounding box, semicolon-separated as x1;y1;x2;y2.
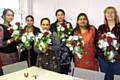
0;66;85;80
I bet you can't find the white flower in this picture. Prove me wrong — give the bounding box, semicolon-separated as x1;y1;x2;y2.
57;26;61;31
48;39;52;44
73;35;78;40
38;33;43;38
77;54;82;59
103;42;109;48
14;30;19;34
81;40;84;45
69;46;73;50
74;46;79;51
61;27;65;31
68;36;73;40
21;36;27;42
107;51;115;60
62;38;66;42
13;25;18;30
27;33;34;40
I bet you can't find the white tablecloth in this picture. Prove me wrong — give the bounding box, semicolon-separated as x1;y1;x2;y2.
0;66;85;80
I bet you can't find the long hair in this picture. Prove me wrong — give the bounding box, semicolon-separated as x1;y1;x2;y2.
74;13;90;34
104;6;119;25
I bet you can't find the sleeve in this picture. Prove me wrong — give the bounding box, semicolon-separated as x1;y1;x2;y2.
0;26;7;48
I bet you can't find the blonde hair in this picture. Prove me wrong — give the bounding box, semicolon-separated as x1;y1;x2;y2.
104;6;119;24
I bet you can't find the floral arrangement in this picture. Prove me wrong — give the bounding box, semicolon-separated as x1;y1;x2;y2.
18;32;34;52
98;32;119;63
34;30;52;52
57;22;73;42
8;22;25;41
65;35;84;59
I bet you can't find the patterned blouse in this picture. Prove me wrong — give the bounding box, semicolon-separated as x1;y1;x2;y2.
97;23;120;60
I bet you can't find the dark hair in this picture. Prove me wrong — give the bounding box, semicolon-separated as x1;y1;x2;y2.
1;9;14;18
55;9;65;16
74;13;90;33
40;18;50;25
25;15;34;21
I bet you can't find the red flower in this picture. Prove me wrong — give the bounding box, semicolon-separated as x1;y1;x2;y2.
107;37;113;43
78;42;82;46
115;54;120;60
9;28;14;33
108;45;114;51
44;32;49;36
71;40;76;46
64;41;68;45
20;29;26;33
15;22;20;26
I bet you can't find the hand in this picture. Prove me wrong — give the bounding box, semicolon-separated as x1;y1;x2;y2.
7;38;14;44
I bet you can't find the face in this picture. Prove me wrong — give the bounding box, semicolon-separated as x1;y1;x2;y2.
41;20;50;30
56;11;65;22
77;15;87;28
105;9;116;21
26;17;34;27
3;11;14;23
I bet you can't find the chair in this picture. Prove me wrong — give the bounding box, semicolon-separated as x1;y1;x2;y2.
114;75;120;80
2;61;28;75
73;68;105;80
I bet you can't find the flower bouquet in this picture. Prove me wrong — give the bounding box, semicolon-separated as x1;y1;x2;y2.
57;22;73;42
8;22;25;41
98;32;119;63
34;30;52;52
65;35;84;59
18;32;34;52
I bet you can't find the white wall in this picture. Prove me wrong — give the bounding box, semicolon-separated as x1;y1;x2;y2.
33;0;120;28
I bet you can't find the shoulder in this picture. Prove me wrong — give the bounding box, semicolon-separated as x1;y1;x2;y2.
34;26;41;33
51;21;57;27
98;24;105;30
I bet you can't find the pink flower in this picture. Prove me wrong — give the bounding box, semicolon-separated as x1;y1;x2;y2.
15;22;20;26
107;37;113;43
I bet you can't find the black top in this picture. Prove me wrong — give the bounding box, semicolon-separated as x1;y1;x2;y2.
50;20;73;65
20;25;40;66
96;23;120;59
0;24;17;53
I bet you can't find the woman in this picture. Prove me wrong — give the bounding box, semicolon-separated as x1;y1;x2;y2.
35;18;60;72
0;9;19;75
97;6;120;80
20;15;40;66
50;9;73;74
73;13;98;71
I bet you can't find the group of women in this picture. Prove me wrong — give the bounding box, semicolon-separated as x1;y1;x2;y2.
0;6;119;80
